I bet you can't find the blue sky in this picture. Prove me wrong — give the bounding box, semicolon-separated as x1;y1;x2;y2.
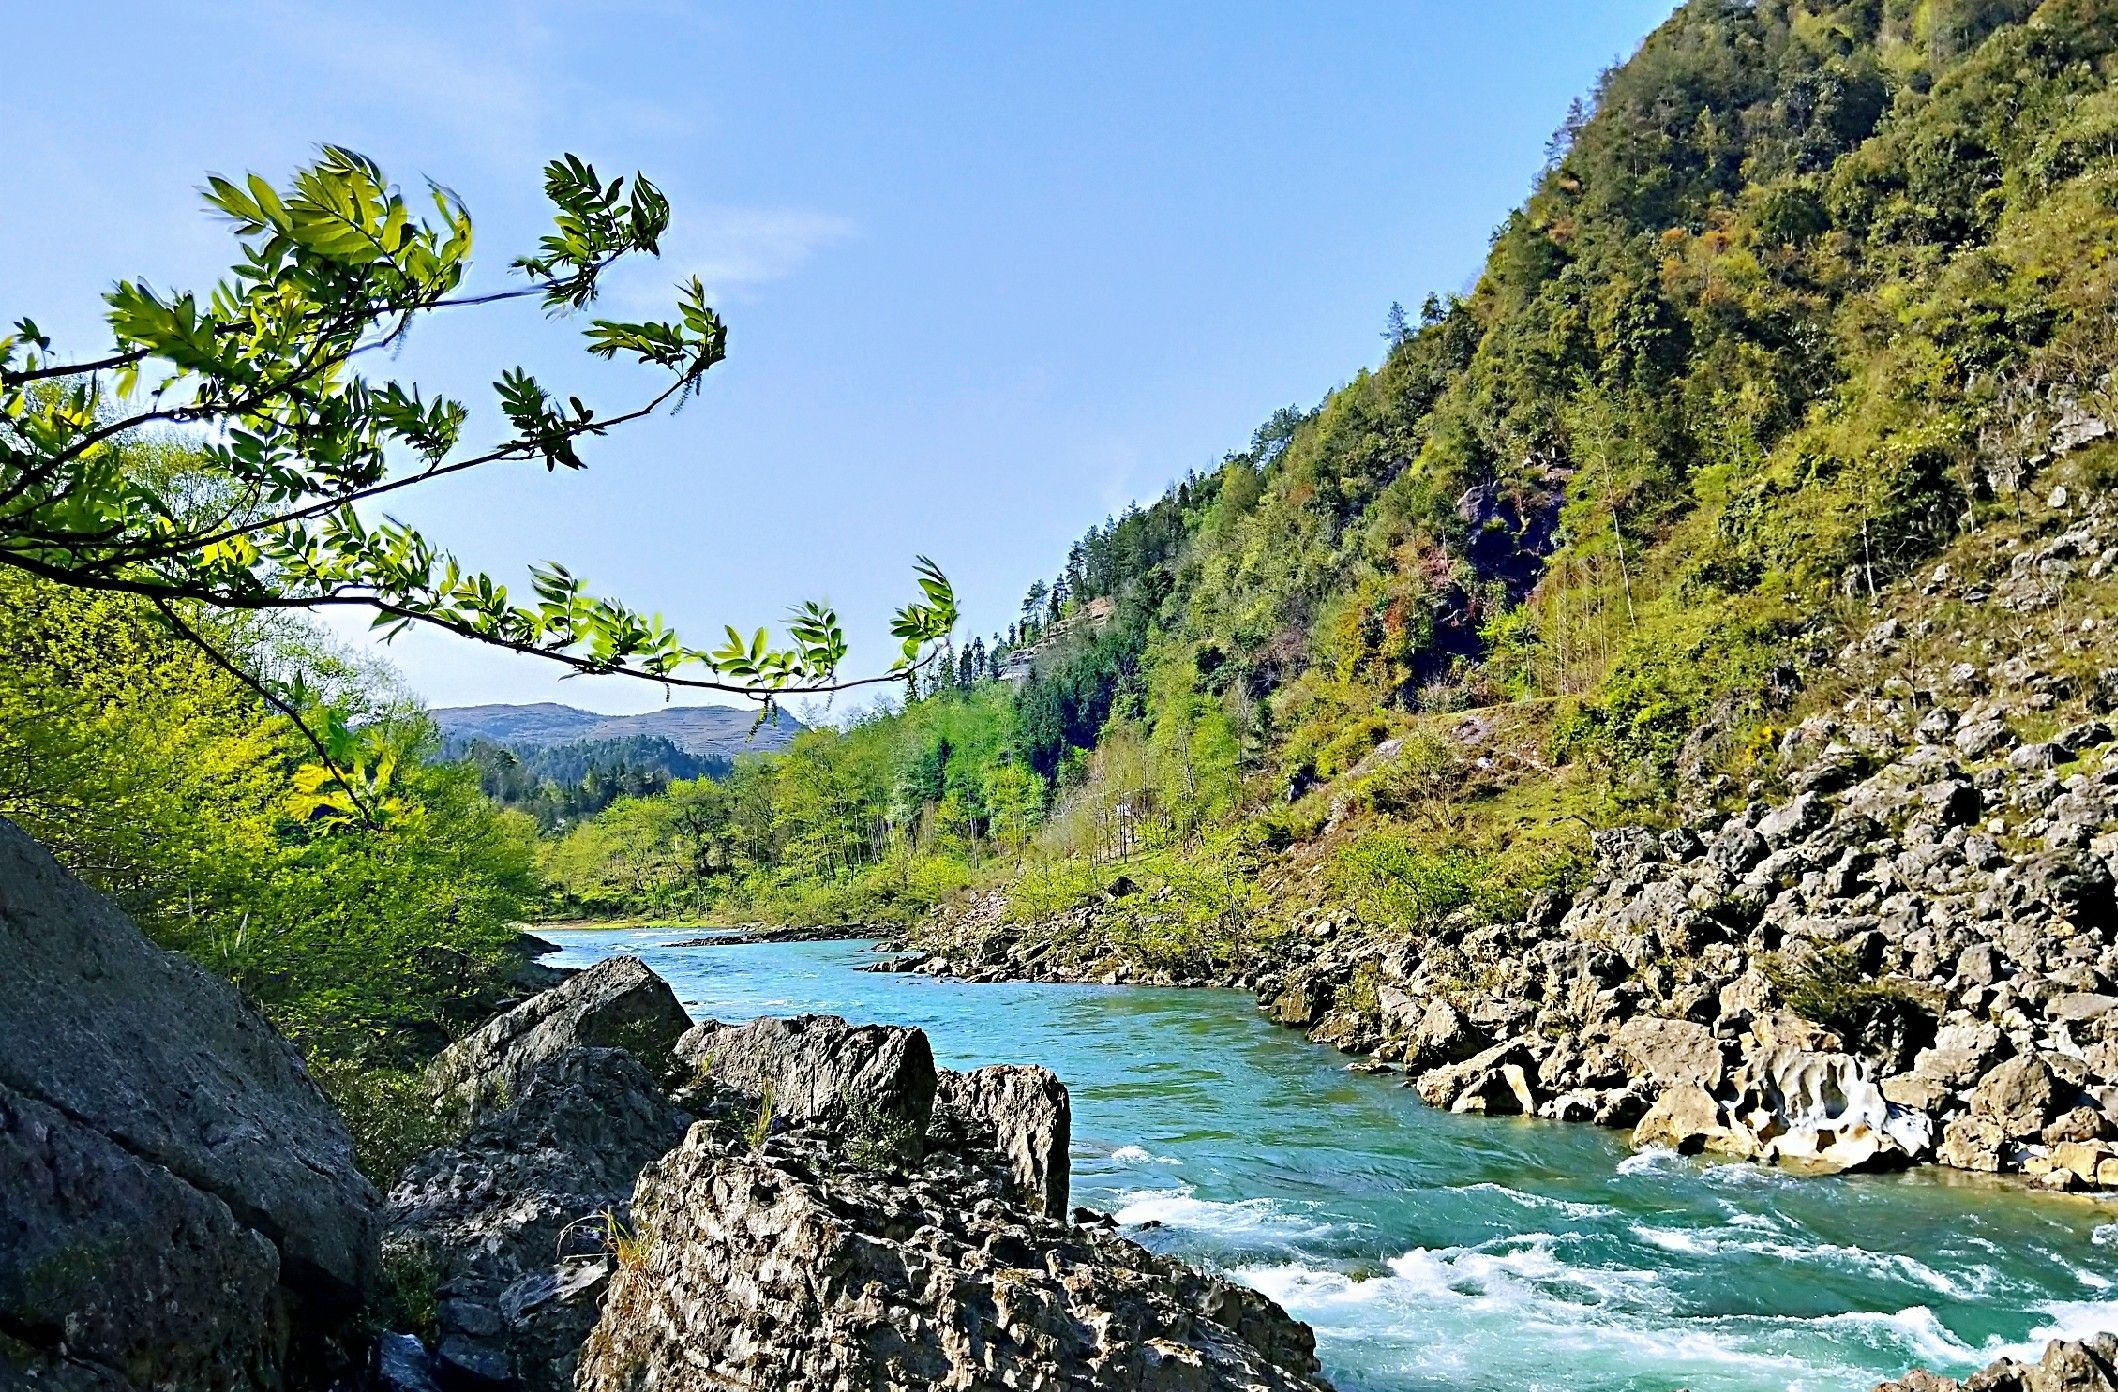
3;1;1677;716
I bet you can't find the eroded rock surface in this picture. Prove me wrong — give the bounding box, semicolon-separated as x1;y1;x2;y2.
574;1119;1327;1392
384;1047;690;1391
0;816;378;1390
426;954;689;1120
935;1063;1072;1215
677;1012;938;1157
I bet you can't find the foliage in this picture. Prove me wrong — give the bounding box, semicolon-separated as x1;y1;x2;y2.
486;1;2118;976
0;565;539;1061
2;148;955;822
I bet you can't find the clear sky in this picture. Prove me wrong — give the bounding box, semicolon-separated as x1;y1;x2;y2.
4;1;1677;716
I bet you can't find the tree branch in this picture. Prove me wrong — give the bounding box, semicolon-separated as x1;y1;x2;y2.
147;595;382;828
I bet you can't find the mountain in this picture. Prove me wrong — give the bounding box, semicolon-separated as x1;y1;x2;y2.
430;702;803;762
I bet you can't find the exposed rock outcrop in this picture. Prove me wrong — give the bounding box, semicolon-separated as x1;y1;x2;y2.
935;1063;1072;1215
1877;1333;2118;1391
426;954;689;1121
676;1012;938;1159
574;1117;1327;1392
383;1047;690;1391
0;817;378;1390
378;963;1317;1392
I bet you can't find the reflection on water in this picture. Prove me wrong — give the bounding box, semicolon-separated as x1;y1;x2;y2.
540;926;2118;1392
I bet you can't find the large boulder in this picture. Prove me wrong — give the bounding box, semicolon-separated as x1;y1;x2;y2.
1615;1015;1727;1093
1633;1084;1746;1156
934;1064;1071;1215
573;1121;1328;1392
385;1047;690;1392
1;1086;283;1392
426;955;690;1120
1971;1055;2063;1140
677;1013;938;1159
1413;1038;1540;1115
0;817;378;1389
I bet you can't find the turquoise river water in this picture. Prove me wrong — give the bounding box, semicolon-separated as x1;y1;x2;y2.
539;926;2118;1392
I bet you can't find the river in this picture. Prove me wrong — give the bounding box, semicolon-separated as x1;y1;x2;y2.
537;926;2118;1392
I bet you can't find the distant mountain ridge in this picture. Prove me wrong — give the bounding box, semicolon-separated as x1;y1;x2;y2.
431;701;802;761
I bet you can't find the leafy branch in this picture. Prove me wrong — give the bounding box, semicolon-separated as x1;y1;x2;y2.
0;148;957;822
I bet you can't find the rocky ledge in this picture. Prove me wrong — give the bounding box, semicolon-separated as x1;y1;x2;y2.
385;958;1329;1391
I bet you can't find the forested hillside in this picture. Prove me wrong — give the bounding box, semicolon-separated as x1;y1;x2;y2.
535;0;2118;943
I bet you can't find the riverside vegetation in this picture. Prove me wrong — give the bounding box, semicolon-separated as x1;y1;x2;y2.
11;0;2118;1388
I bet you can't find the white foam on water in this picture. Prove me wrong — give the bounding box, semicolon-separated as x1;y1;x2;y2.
1616;1145;1687;1177
1456;1180;1620;1219
1622;1223;2001;1299
1230;1239;1921;1392
1108;1144;1178;1165
1112;1186;1333;1243
1238;1231;1660;1327
1978;1299;2118;1364
1796;1307;1981;1367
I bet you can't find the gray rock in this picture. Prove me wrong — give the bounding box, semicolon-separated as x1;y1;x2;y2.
0;1084;283;1392
2052;993;2118;1023
575;1122;1328;1392
935;1064;1071;1216
427;955;691;1121
1759;794;1830;845
0;817;378;1385
2012;741;2073;772
1920;778;1983;827
385;1047;691;1392
1955;720;2015;758
679;1013;937;1159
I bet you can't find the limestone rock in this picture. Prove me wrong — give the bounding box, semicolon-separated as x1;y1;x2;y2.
1727;1046;1931;1171
935;1063;1072;1216
1615;1015;1727;1092
427;955;690;1121
1938;1116;2010;1172
1875;1332;2118;1390
1633;1085;1745;1156
0;817;378;1387
678;1013;937;1159
574;1122;1328;1392
385;1047;690;1392
1414;1039;1539;1115
1971;1055;2062;1139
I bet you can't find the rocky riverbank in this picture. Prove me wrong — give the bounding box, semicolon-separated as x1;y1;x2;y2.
900;480;2118;1193
13;809;2118;1389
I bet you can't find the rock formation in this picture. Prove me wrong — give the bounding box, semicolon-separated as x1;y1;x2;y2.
677;1011;938;1159
936;1063;1072;1216
0;817;379;1390
1878;1334;2118;1391
384;973;1318;1391
383;1047;690;1391
426;953;690;1120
